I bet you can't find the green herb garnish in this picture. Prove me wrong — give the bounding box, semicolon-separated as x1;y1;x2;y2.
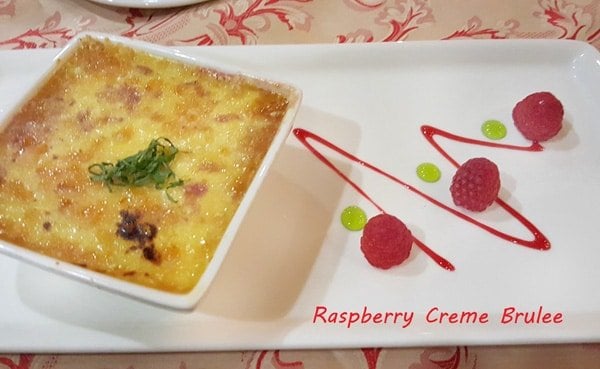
88;137;184;201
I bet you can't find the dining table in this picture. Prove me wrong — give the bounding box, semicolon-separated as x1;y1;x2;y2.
1;0;599;368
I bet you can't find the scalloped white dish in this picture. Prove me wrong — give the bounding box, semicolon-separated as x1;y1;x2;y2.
0;32;301;310
0;39;599;352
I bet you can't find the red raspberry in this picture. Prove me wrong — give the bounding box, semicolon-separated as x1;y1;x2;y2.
512;91;564;142
450;157;500;212
360;214;413;269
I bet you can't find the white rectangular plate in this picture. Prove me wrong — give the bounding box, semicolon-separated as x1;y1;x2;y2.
1;40;599;352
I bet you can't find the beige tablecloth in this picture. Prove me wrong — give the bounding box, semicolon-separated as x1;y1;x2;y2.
0;0;599;368
0;0;598;48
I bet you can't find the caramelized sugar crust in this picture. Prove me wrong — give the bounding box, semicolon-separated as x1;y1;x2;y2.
0;37;289;293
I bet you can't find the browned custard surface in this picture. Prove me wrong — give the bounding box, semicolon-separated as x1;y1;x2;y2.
0;37;290;293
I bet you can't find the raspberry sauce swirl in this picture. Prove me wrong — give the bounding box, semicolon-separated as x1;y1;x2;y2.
293;125;550;270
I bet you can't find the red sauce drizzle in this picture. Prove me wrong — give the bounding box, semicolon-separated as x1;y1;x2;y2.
420;125;549;250
293;125;551;269
293;128;454;271
420;125;543;167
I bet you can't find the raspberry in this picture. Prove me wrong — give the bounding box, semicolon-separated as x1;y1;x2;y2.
450;157;500;212
360;214;413;269
512;91;564;142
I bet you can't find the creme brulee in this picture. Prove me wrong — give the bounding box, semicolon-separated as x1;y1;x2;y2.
0;37;291;293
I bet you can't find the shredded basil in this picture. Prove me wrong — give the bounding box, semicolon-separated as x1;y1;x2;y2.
88;137;184;201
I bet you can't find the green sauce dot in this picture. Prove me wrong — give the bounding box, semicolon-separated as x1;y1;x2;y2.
341;206;367;231
416;162;441;183
481;119;507;140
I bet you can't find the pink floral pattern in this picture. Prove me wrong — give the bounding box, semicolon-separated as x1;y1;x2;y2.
0;355;33;369
442;16;520;40
535;0;594;39
0;0;16;17
177;0;313;45
338;0;434;42
120;7;192;42
0;0;599;367
3;345;600;368
408;347;476;369
361;348;382;369
0;12;73;48
0;0;597;49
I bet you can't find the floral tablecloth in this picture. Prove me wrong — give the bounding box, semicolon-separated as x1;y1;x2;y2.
1;0;599;368
0;0;598;48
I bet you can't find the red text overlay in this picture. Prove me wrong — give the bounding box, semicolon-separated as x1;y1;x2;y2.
312;305;564;328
